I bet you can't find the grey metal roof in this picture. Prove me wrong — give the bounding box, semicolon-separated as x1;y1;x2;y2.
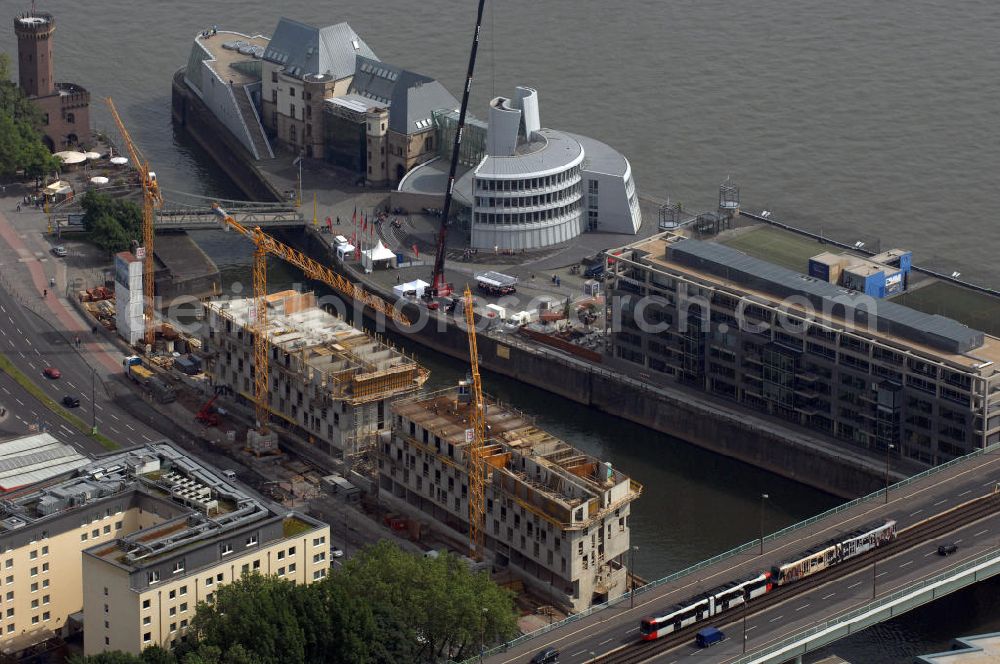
475;128;584;178
668;239;985;354
264;18;378;80
0;433;89;491
567;132;629;177
349;56;458;134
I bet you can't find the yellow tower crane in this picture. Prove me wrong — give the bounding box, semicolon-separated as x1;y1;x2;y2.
463;285;487;559
211;205;410;434
106;98;161;347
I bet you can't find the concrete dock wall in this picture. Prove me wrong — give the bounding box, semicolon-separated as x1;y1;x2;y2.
171;69;282;203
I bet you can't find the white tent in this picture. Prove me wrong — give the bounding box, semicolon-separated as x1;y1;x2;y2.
361;241;397;272
53;150;86;165
393;279;429;299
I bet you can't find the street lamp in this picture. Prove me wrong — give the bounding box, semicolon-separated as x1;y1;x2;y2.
630;545;639;608
759;494;769;555
90;369;97;435
480;607;488;663
884;443;895;504
742;596;749;654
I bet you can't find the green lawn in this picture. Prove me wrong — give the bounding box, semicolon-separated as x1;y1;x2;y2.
892;281;1000;337
719;226;829;272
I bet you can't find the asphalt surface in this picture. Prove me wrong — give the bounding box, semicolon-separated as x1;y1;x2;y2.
491;452;1000;664
0;280;164;453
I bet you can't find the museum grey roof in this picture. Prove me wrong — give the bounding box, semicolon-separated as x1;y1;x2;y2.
568;132;629;177
474;128;584;178
349;56;458;135
264;18;378;80
668;239;985;354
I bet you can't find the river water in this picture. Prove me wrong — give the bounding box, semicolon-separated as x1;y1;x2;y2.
9;1;1000;659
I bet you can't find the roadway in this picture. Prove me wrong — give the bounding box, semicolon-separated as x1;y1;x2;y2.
489;451;1000;664
0;268;164;453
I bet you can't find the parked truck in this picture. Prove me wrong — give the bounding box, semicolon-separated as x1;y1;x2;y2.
123;356;176;403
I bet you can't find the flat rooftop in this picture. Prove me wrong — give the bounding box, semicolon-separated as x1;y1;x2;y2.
0;442;322;570
206;291;427;402
0;433;90;492
622;234;1000;372
916;632;1000;663
475;128;583;178
196;31;270;87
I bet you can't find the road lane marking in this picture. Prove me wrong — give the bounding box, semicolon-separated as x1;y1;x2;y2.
934;499;947;506
110;413;120;421
60;425;73;435
956;539;964;543
821;593;835;600
66;381;75;389
959;490;971;497
33;348;40;356
626;627;639;634
598;638;612;646
24;338;31;346
746;625;757;632
924;551;935;557
794;603;810;612
15;328;20;335
910;509;923;517
14;398;23;406
0;387;7;394
94;404;102;411
848;581;862;589
571;652;586;657
975;529;990;537
769;615;784;623
28;362;35;370
126;424;135;431
984;480;996;486
876;572;887;578
110;427;121;434
142;434;153;442
900;560;913;568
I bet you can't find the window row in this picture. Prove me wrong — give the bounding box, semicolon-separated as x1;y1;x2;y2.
475;168;581;192
474;200;582;226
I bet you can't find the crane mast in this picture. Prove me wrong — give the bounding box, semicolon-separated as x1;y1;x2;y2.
463;285;486;559
106;98;161;346
429;0;490;297
212;205;411;434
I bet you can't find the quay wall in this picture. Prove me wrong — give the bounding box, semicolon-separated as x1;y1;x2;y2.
172;85;891;499
171;69;282;203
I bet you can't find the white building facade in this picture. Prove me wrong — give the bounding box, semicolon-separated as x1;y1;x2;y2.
467;86;641;251
114;251;143;346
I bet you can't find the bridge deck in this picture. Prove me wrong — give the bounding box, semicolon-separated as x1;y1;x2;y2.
484;448;1000;664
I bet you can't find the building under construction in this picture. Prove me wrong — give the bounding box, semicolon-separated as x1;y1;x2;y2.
201;290;427;465
379;384;642;611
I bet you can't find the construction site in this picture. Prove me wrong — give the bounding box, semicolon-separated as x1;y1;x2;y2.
379;383;643;612
201;289;427;468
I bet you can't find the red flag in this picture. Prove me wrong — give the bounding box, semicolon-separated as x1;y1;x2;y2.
351;232;356;245
352;206;357;225
412;244;419;258
362;214;367;233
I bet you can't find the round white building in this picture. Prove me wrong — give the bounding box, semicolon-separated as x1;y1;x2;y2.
466;87;640;251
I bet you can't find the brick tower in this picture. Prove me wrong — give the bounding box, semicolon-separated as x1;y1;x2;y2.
14;11;55;98
11;8;90;150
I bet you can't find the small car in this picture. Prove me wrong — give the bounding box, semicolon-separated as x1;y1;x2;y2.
43;367;61;379
221;470;238;480
530;648;559;664
938;543;958;556
51;245;67;257
330;547;344;558
62;395;80;408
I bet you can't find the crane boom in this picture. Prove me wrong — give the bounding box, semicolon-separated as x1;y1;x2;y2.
429;0;489;297
106;98;161;346
211;205;410;327
463;285;486;559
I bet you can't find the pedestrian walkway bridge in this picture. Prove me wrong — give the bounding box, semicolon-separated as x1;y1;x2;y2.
51;186;304;231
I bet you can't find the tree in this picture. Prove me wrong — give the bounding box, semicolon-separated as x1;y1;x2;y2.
0;54;60;178
190;574;307;664
333;541;519;661
80;190;143;254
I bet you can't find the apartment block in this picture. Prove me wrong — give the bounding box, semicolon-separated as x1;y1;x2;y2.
0;442;329;657
379;385;642;611
607;233;1000;465
201;291;427;461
